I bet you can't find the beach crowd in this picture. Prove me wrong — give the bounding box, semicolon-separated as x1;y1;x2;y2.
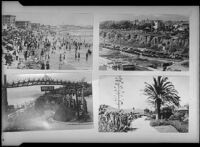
2;27;92;69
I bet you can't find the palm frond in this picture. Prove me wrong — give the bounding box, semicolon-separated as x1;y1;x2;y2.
143;76;180;108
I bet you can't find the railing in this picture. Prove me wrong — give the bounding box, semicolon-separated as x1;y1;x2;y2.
5;79;89;89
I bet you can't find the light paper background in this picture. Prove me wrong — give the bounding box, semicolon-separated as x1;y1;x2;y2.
2;2;199;144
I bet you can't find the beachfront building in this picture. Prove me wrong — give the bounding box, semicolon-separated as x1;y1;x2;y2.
15;21;31;29
2;15;16;28
31;23;40;30
39;24;51;30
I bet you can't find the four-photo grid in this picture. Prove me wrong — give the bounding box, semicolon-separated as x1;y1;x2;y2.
2;2;190;135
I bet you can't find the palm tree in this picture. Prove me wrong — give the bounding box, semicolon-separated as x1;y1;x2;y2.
143;76;180;120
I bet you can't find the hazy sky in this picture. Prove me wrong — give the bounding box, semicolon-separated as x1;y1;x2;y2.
2;1;93;26
7;72;92;83
7;72;91;105
99;76;189;110
99;14;189;22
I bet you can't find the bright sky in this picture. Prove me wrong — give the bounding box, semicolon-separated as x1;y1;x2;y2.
2;1;93;26
99;76;189;110
7;72;92;83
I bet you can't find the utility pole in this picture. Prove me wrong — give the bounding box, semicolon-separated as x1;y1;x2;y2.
75;83;79;119
117;81;120;110
81;84;87;114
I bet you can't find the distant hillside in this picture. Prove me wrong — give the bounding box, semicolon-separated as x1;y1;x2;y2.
123;108;144;114
59;25;93;30
99;104;144;114
104;105;118;112
100;29;189;55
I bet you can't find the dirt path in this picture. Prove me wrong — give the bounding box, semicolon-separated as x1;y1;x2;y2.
129;116;159;133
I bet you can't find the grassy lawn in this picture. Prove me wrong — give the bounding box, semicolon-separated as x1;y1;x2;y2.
154;125;178;133
150;119;188;133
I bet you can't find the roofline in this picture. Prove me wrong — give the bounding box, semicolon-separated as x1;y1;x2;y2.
2;15;16;17
15;21;31;23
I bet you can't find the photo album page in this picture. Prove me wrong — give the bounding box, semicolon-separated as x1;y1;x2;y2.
1;2;199;144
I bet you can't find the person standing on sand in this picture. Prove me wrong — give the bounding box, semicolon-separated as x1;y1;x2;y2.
41;61;45;70
46;60;50;70
78;52;80;61
75;51;77;60
86;52;88;61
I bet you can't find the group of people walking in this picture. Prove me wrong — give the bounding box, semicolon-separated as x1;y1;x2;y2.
2;27;92;70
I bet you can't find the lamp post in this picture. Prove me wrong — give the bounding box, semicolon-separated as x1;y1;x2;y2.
75;83;79;119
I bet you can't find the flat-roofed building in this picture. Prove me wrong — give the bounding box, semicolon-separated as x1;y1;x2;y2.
2;15;16;28
15;21;31;29
31;23;40;30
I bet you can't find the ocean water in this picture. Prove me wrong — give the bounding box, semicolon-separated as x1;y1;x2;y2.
61;29;93;43
7;85;62;106
49;29;93;70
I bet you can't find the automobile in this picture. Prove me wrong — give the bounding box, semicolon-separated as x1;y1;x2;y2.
145;117;151;120
125;47;133;52
123;48;128;52
104;43;112;47
106;45;114;49
114;46;121;50
122;64;136;70
182;54;189;58
124;48;132;53
148;64;158;69
115;45;120;48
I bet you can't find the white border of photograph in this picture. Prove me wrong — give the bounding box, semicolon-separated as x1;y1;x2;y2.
2;4;199;145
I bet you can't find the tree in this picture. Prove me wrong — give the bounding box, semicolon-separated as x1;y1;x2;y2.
102;32;107;45
184;103;189;110
144;108;150;114
132;107;135;111
143;76;180;120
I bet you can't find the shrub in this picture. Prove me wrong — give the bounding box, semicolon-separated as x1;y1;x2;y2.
169;111;185;121
151;114;156;119
150;119;188;133
150;120;170;126
168;120;188;133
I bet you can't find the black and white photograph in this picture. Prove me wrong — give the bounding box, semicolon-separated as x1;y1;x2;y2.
2;72;93;132
1;4;199;144
99;75;189;133
99;14;189;71
2;2;93;70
